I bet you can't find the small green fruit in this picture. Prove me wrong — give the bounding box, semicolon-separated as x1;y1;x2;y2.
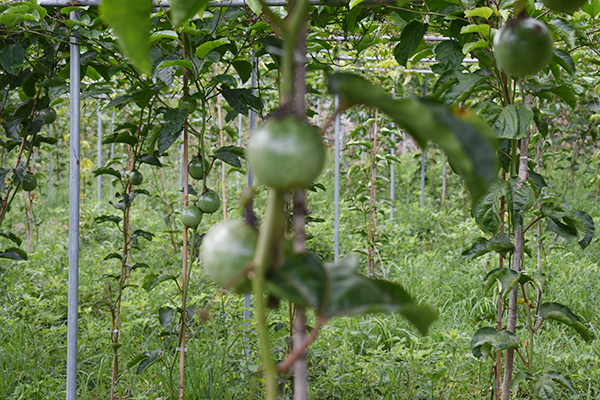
188;158;209;180
39;107;57;125
198;189;220;214
201;220;257;293
181;205;203;228
246;116;326;191
129;170;143;185
179;96;197;113
493;16;553;78
21;173;37;192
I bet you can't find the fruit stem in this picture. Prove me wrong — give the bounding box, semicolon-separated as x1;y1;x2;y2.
252;189;285;400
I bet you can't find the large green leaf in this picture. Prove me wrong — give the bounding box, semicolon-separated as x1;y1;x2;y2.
539;302;594;342
473;179;505;235
269;254;437;335
541;197;591;245
482;267;519;297
0;247;27;261
393;21;428;67
505;178;535;232
462;234;513;260
328;73;497;202
572;211;595;249
492;104;533;140
100;0;152;73
170;0;208;27
471;327;520;361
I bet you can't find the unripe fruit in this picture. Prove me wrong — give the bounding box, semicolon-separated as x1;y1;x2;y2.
188;158;209;180
39;107;57;124
197;189;220;214
179;96;197;113
246;116;326;191
129;170;143;185
201;220;257;293
181;205;203;228
493;16;554;78
21;173;37;191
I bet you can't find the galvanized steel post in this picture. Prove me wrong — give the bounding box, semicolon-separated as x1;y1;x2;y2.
66;10;81;400
96;105;102;212
334;95;340;263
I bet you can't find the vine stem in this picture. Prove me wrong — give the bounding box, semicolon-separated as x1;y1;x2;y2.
252;189;285;400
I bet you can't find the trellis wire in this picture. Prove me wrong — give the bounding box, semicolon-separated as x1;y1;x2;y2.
66;10;81;400
38;0;394;7
420;78;428;208
390;90;395;221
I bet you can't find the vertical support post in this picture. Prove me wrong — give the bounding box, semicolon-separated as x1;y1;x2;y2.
66;10;81;400
420;78;428;208
109;112;115;199
243;51;257;359
334;95;340;263
390;88;396;221
97;105;102;212
48;124;53;198
237;114;243;190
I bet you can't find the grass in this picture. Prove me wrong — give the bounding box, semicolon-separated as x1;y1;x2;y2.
0;148;598;399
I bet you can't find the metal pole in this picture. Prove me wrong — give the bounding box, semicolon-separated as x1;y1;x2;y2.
48;124;53;198
420;78;427;208
237;114;242;190
243;51;257;359
179;131;184;191
390;89;395;221
97;105;102;212
109;112;115;199
334;95;340;263
66;10;81;400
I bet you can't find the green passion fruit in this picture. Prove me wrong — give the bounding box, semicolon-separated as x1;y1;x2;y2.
129;170;143;186
246;116;326;191
181;205;203;228
542;0;587;14
21;173;37;192
197;189;220;214
39;107;57;125
188;158;209;180
179;96;197;113
201;220;257;293
493;16;554;78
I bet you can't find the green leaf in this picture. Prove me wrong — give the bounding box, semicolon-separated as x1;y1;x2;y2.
492;105;533;140
158;307;175;331
92;167;121;179
0;42;24;76
541;372;575;392
156;59;194;71
328;73;497;203
149;30;178;42
534;377;555;400
0;247;27;261
462;39;489;54
105;94;134;110
94;215;122;225
473;179;505;235
548;18;576;49
212;146;244;169
196;39;230;59
158;108;187;154
464;6;493;19
505;177;535;232
539;302;594;342
133;349;163;374
170;0;208;26
393;21;428;67
232;60;252;84
482;267;519;297
143;273;178;291
100;0;152;73
104;132;138;147
460;24;490;35
572;211;595;249
462;234;513;260
582;0;600;17
0;232;22;246
471;327;520;361
104;252;123;262
349;0;364;9
511;371;533;393
269;254;437;335
552;48;575;76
